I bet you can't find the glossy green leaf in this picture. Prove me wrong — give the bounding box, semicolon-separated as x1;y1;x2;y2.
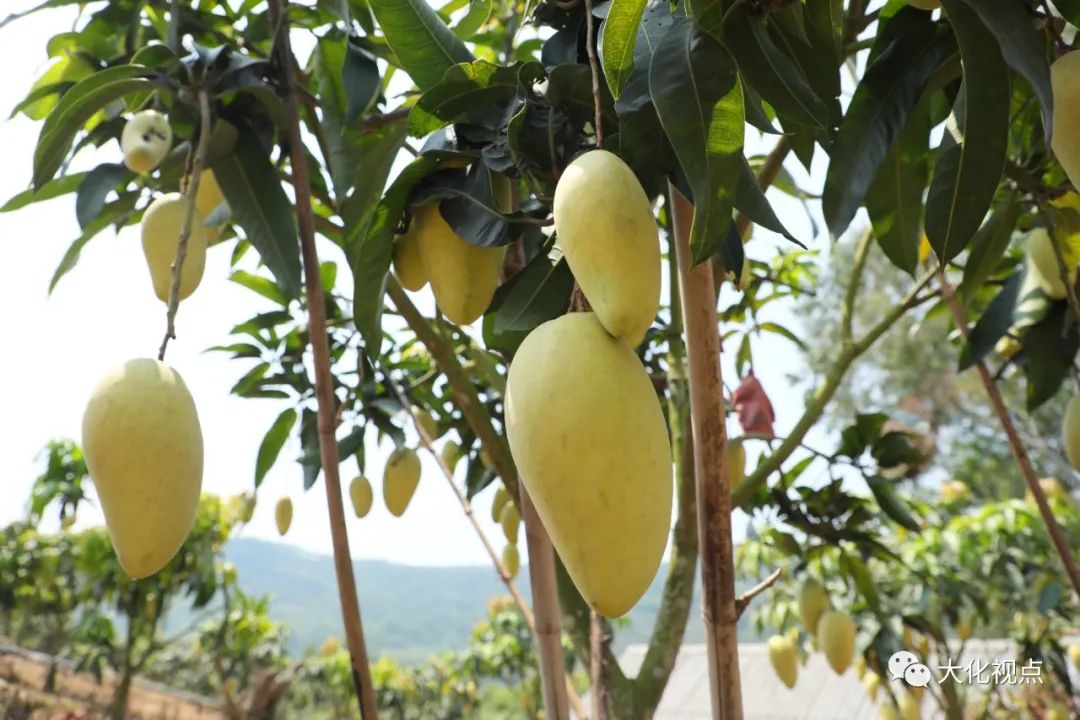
368;0;474;91
452;0;492;39
75;163;129;230
926;1;1010;264
212;128;303;300
493;254;574;333
1;172;86;213
650;19;744;265
866;476;921;532
1023;303;1080;410
734;156;797;244
958;190;1020;306
600;0;648;100
230;270;289;307
413;61;518;135
255;409;297;487
50;192;138;293
959;270;1022;371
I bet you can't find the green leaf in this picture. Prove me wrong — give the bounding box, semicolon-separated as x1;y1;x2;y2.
958;190;1020;306
0;0;84;30
822;11;948;239
959;270;1023;371
412;61;518;135
343;41;381;122
314;35;351;201
50;192;139;293
1023;303;1080;410
211;127;303;300
1;172;86;212
734;156;797;244
451;0;492;39
338;115;411;238
1052;0;1080;26
368;0;474;91
493;254;574;333
866;476;921;532
866;103;931;276
721;4;828;130
957;0;1052;138
32;65;156;189
75;163;129;229
600;0;648;100
230;270;289;307
926;1;1010;264
649;19;744;265
546;64;618;127
255;408;297;487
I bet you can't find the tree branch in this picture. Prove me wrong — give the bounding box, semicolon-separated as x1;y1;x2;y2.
582;0;603;149
267;2;378;718
158;89;212;361
842;228;874;344
939;273;1080;603
735;567;782;619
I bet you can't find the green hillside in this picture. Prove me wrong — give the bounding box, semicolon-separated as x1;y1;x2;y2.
222;538;763;664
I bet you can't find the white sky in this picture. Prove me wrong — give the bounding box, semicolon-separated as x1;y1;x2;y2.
0;2;843;568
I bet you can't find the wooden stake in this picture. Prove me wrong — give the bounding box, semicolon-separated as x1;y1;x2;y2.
671;185;743;720
269;2;378;717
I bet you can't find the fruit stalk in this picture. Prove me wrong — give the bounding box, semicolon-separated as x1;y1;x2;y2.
157;89;210;361
670;185;743;720
268;2;378;717
939;273;1080;603
382;366;584;718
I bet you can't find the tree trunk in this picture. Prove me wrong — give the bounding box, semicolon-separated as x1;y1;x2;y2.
670;186;743;720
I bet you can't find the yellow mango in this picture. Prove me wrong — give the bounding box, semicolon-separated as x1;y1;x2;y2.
275;497;292;535
553;151;660;347
727;439;746;488
1064;395;1080;471
383;448;421;516
491;486;510;523
1027;228;1070;299
502;544;520;579
767;634;798;689
82;359;203;578
194;170;225;243
411;408;439;440
121;110;172;174
413;203;505;325
798;578;829;635
393;220;428;291
141;193;208;303
1053;51;1080;191
505;312;672;616
899;692;921;720
350;476;373;518
817;610;856;675
500;501;520;544
237;492;256;523
863;671;880;701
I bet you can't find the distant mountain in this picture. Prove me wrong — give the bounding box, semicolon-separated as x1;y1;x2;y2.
223;538;764;664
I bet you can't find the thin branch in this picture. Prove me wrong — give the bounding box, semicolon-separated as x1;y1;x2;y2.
268;2;378;718
590;611;607;720
939;273;1080;603
158;89;212;361
582;0;603;149
842;228;874;344
734;567;782;619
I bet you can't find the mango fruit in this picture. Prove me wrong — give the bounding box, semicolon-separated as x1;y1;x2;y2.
500;501;520;544
1027;228;1070;299
491;485;510;523
553;151;660;347
82;359;203;578
237;492;256;523
727;439;746;488
393;221;427;291
1028;477;1069;503
505;312;672;617
1069;643;1080;671
350;476;373;518
1064;395;1080;471
899;692;921;720
767;634;798;689
141;192;208;303
384;448;421;516
817;610;856;675
121;110;172;174
1053;51;1080;191
502;544;520;579
863;671;880;701
413;203;505;325
194;169;225;243
441;440;462;469
276;497;293;535
798;578;829;635
412;408;439;440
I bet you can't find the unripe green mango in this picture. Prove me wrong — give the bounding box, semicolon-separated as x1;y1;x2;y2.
1053;51;1080;191
413;203;505;325
505;312;672;617
1027;228;1070;299
82;359;203;578
384;448;421;516
350;476;373;518
767;634;798;689
393;219;428;291
491;485;510;523
553;151;660;347
276;497;293;535
499;501;520;544
798;578;829;635
1063;395;1080;471
817;610;856;675
122;110;172;174
502;544;520;579
727;439;746;488
141;193;208;303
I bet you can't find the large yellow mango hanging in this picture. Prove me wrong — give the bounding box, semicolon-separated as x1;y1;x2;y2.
553;151;660;347
505;313;672;616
